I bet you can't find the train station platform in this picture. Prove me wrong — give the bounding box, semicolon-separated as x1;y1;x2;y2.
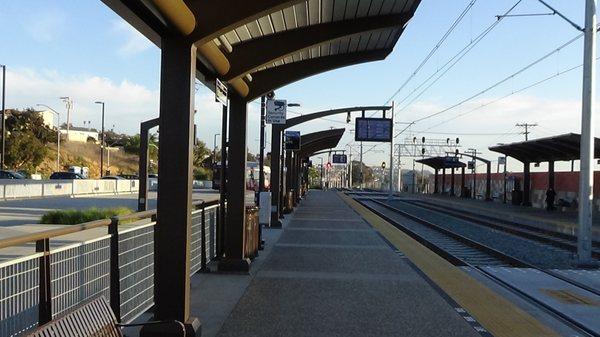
187;190;559;337
413;193;600;241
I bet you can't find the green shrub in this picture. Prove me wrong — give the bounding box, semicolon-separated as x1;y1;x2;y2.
40;207;133;225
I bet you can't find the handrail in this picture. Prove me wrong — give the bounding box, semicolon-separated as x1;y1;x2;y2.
0;198;222;250
0;218;112;249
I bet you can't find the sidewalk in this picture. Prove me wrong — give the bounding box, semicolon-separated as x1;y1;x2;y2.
209;190;480;337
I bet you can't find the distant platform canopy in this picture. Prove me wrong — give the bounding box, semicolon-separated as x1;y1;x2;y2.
103;0;421;100
299;128;345;157
416;156;466;170
489;133;600;163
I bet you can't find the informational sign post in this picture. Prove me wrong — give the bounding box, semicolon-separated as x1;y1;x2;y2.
354;118;393;142
498;156;506;165
284;131;301;150
215;78;228;106
266;99;287;124
332;154;347;164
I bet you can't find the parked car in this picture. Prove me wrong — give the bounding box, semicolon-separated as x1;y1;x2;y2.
50;172;84;180
0;170;26;179
118;174;139;179
101;175;125;180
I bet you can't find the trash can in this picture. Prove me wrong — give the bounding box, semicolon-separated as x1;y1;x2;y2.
511;190;523;205
244;206;259;259
284;190;294;213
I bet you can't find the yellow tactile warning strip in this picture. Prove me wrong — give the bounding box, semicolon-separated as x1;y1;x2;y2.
339;193;561;337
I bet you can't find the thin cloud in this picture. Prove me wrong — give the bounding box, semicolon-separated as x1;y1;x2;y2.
25;8;67;43
112;20;153;57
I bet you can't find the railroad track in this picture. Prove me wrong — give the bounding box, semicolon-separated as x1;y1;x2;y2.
358;198;600;337
398;198;600;259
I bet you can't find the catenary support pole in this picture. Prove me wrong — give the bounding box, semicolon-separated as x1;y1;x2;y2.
578;0;596;264
269;125;282;227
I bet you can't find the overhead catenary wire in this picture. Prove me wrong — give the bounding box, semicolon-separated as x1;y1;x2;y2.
378;0;479;110
422;56;592;131
396;0;523;111
411;33;583;124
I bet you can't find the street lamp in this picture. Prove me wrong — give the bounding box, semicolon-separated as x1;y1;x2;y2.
95;101;105;177
36;104;61;172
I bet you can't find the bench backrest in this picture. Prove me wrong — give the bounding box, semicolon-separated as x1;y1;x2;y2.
26;297;122;337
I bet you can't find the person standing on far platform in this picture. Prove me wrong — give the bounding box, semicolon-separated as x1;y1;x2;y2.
545;188;556;211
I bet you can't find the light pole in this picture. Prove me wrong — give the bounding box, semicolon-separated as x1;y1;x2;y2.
36;104;61;171
60;97;72;138
95;101;105;178
1;64;6;170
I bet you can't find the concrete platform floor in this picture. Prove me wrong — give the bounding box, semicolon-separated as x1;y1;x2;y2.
196;190;482;337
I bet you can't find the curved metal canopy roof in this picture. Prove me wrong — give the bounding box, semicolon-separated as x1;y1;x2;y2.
416;156;466;170
489;133;600;163
103;0;420;100
297;128;345;157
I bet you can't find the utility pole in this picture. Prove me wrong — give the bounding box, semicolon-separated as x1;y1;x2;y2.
0;64;6;170
95;101;105;177
516;123;537;141
61;97;73;138
578;0;596;265
213;133;220;167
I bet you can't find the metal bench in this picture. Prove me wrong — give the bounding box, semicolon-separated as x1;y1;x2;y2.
26;297;184;337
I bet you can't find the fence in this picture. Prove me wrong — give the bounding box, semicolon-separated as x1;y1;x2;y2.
0;199;222;337
0;179;139;201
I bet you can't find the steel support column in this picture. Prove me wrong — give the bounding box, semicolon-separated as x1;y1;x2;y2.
450;168;455;196
434;169;439;193
218;104;228;259
522;162;532;206
270;125;283;227
485;162;492;201
461;166;466;197
549;161;555;190
218;93;251;272
138;118;159;212
441;168;446;194
142;37;199;337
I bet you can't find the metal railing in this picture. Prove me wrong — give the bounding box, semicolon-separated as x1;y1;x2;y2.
0;199;223;337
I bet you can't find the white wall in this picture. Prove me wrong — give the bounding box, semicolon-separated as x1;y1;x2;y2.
0;179;139;200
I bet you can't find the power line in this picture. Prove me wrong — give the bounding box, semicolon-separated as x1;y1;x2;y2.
411;33;583;123
396;0;523;112
422;59;588;131
380;0;478;108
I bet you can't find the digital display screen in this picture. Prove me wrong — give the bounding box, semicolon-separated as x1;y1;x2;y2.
332;154;347;164
355;118;393;142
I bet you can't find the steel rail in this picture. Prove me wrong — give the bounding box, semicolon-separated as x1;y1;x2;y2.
404;199;600;257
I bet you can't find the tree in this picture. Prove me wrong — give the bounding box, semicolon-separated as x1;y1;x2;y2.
4;109;55;173
123;134;158;162
351;160;373;186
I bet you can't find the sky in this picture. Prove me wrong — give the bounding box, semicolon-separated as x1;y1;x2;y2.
0;0;599;174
